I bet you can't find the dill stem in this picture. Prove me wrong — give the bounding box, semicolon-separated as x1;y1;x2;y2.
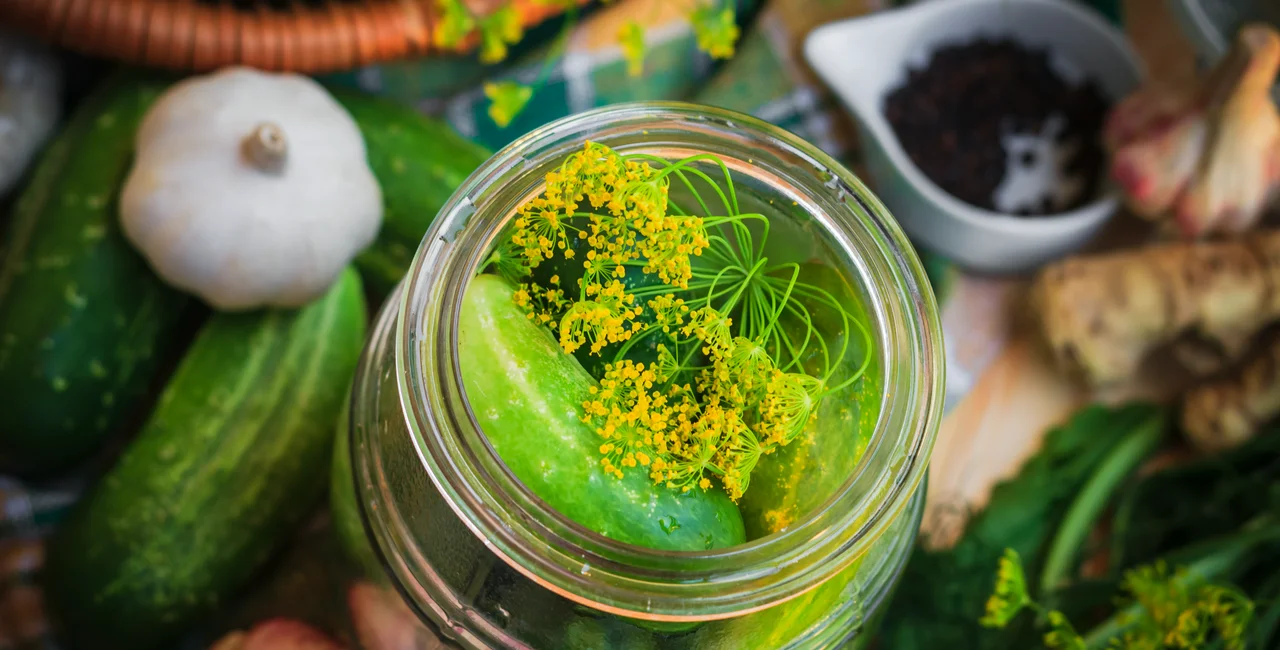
696;238;742;268
777;300;819;373
1081;517;1280;649
626;153;737;215
1040;410;1168;592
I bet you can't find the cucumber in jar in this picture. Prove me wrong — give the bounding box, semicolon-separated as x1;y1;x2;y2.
738;262;882;539
457;273;746;552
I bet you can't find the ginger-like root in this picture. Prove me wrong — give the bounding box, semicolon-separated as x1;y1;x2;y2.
1106;24;1280;237
1032;230;1280;386
1182;335;1280;452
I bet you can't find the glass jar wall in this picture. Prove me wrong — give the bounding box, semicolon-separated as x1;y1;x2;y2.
332;103;945;649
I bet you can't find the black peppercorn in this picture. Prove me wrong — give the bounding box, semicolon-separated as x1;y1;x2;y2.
882;38;1111;217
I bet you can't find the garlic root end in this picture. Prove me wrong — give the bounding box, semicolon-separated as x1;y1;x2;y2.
242;122;288;174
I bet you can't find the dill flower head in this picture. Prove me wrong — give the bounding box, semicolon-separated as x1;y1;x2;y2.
513;281;567;327
682;307;734;357
691;7;740;59
1043;611;1085;650
758;371;823;446
558;285;642;355
435;0;476;48
979;547;1256;650
649;294;690;333
478;5;523;64
1120;562;1253;650
484;82;532;129
980;548;1032;629
618;21;646;77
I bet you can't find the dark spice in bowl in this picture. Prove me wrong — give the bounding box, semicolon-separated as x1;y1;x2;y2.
882;37;1111;216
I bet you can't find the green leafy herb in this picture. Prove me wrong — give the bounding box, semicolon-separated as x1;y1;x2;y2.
1040;410;1168;591
479;6;525;63
691;6;741;59
619;21;646;77
435;0;477;49
484;81;533;128
983;549;1254;650
482;142;871;501
1109;430;1280;570
877;403;1167;650
471;1;744;126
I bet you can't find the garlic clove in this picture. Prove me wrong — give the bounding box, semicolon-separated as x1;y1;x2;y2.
1103;85;1194;152
1174;25;1280;237
1109;112;1209;219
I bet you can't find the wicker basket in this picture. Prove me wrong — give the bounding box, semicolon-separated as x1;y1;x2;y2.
0;0;578;74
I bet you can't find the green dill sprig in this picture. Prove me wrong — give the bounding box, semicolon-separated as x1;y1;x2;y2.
451;0;743;128
982;549;1255;650
480;141;872;500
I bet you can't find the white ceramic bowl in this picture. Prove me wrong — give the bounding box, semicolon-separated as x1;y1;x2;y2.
804;0;1144;274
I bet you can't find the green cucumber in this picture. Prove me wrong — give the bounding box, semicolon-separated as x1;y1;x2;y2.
333;91;491;296
44;268;367;650
0;74;191;476
331;398;386;582
458;273;745;551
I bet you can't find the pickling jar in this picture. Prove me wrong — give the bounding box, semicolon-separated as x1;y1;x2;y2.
332;102;945;649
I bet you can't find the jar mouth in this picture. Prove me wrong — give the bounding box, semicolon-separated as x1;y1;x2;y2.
396;102;945;621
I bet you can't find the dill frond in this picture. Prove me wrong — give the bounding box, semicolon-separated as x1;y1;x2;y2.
619;21;647;77
691;6;740;60
493;141;873;500
981;548;1033;629
980;548;1255;650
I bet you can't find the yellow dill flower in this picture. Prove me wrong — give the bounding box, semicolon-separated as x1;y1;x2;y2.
727;337;773;384
479;5;524;64
980;548;1255;650
758;371;823;445
1119;563;1253;650
682;307;733;357
691;6;740;60
980;548;1032;629
648;294;690;333
484;81;533;128
558;283;642;355
1043;611;1085;650
435;0;476;48
580;251;616;290
638;213;706;288
513;281;567;326
485;236;531;281
514;201;572;266
583;360;673;480
653;344;681;383
661;404;727;493
716;423;760;501
618;21;646;77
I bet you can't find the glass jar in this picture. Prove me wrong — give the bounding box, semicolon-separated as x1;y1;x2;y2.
333;102;945;650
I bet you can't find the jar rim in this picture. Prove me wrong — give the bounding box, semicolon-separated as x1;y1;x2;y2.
395;101;946;621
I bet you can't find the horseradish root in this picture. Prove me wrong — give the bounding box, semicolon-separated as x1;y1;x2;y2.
1032;230;1280;386
1106;24;1280;238
1182;335;1280;452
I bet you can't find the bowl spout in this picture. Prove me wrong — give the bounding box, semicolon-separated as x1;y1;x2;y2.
804;5;930;125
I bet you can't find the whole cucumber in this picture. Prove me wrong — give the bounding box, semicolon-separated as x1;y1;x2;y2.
0;74;191;476
458;273;745;551
333;91;491;297
43;268;367;650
